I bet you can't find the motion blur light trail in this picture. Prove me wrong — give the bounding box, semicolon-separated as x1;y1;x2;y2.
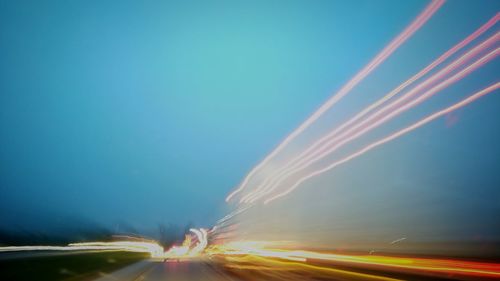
232;17;500;204
0;228;209;260
242;19;500;204
186;228;208;256
223;255;402;281
260;49;499;204
264;81;499;203
0;241;164;258
151;228;209;259
207;241;500;280
1;2;498;281
225;0;445;203
8;237;494;280
216;3;500;281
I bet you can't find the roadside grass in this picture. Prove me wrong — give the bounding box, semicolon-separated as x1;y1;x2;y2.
0;251;149;281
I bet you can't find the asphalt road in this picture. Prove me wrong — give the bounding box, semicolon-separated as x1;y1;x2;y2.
94;258;485;281
95;259;241;281
138;260;240;281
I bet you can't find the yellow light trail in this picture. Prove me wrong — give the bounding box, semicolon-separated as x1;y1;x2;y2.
0;241;164;258
207;240;500;280
224;255;402;281
0;228;210;260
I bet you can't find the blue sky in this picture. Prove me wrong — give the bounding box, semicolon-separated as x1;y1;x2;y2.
0;0;498;236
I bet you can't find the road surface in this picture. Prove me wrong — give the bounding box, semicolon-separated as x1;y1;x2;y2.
95;259;240;281
94;258;494;281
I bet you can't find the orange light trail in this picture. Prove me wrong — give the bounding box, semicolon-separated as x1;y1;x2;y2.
224;255;402;281
225;0;445;202
208;240;500;279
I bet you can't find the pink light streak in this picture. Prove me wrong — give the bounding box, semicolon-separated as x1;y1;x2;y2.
264;82;500;204
226;0;446;202
241;14;499;203
247;36;499;203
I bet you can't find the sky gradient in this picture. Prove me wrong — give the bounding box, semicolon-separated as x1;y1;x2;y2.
0;0;499;239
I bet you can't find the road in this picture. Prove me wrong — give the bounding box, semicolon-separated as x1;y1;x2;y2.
95;259;241;281
94;258;496;281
